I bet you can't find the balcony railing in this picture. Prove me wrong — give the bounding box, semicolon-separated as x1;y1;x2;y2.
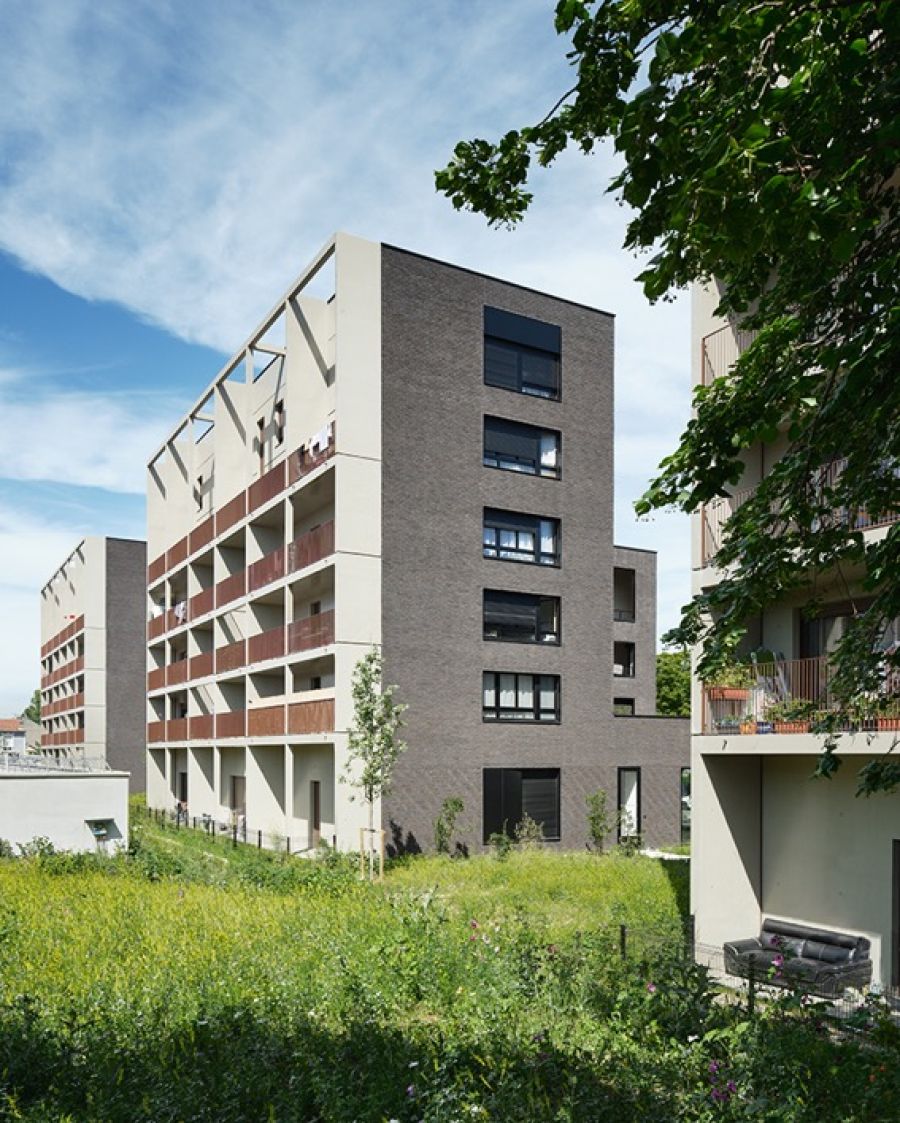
702;654;900;734
216;492;247;537
248;548;286;593
167;718;189;742
700;324;758;387
216;571;246;608
288;521;334;573
189;714;214;739
248;462;286;513
216;710;246;739
189;587;214;620
288;423;335;485
189;651;214;680
189;515;215;554
248;627;285;665
248;704;285;737
287;610;335;654
147;720;166;743
288;698;335;734
148;667;166;692
216;639;246;674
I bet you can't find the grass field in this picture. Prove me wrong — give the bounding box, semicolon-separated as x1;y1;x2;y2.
0;817;896;1122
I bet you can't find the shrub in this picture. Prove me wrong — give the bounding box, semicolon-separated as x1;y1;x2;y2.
434;796;465;855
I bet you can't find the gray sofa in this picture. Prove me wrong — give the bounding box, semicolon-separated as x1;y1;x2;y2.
724;917;872;998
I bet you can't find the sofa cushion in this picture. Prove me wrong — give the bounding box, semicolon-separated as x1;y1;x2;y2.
802;939;853;964
760;931;805;957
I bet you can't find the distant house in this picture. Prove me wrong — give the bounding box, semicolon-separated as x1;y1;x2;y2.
0;719;26;754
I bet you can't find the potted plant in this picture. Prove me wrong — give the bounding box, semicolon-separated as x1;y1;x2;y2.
876;695;900;732
766;700;815;734
704;661;753;702
739;713;756;735
714;715;741;734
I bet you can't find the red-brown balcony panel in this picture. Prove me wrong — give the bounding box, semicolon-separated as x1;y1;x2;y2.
288;698;335;734
167;659;189;687
216;571;246;608
167;536;189;571
147;667;166;692
287;521;335;574
248;627;285;665
248;704;285;737
288;427;336;485
248;461;286;513
216;491;247;536
248;547;285;593
189;714;214;739
148;553;167;584
41;674;50;689
216;639;246;674
167;718;189;742
287;610;335;655
189;587;214;620
216;710;246;739
189;652;214;680
75;614;84;633
147;720;166;744
189;515;215;554
148;613;167;641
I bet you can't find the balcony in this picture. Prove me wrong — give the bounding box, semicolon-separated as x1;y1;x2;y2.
216;492;247;537
148;613;167;641
287;610;335;654
189;714;214;739
167;718;189;742
147;667;166;692
215;571;246;608
148;554;167;584
288;521;334;574
189;587;214;620
167;659;189;687
288;424;335;485
189;651;214;680
700;324;757;387
248;548;285;594
147;720;166;743
702;654;900;735
189;515;215;554
288;698;335;734
167;536;189;570
216;639;246;674
216;710;246;739
248;461;286;513
248;704;285;737
248;627;285;664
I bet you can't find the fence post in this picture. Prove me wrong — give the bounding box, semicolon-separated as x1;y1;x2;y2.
748;954;756;1015
232;824;237;849
257;829;262;849
619;924;627;960
686;914;696;959
286;837;291;856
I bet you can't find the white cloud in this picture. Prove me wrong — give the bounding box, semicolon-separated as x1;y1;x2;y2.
0;0;694;635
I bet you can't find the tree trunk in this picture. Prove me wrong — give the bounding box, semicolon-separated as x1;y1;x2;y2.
367;797;374;882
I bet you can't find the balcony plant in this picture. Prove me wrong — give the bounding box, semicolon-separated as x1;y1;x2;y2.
875;694;900;733
739;713;756;735
704;661;753;702
765;700;815;734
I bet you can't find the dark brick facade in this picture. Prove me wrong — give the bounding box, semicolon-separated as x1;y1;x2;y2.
105;537;147;788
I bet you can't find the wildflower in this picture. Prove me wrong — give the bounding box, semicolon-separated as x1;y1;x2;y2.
726;1081;737;1094
646;982;656;994
406;1084;416;1098
709;1060;721;1075
772;954;784;968
469;918;478;929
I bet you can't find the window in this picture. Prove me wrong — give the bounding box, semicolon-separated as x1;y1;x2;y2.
310;675;322;691
680;767;691;845
483;672;560;722
483;767;560;842
613;698;635;716
484;307;561;400
257;417;265;472
483;509;560;567
274;400;285;445
484;417;561;479
484;590;560;645
613;567;636;622
618;767;641;840
614;641;636;677
309;601;322;616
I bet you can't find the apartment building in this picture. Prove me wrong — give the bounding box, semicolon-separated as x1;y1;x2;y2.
690;283;900;990
40;536;147;787
145;233;687;852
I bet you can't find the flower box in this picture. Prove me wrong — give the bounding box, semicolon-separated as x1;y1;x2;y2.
876;716;900;731
739;721;756;735
773;721;810;734
707;687;750;702
755;721;774;734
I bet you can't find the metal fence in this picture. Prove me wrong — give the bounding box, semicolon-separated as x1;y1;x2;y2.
140;803;323;855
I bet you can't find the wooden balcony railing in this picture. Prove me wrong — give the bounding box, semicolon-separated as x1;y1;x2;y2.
167;659;189;687
147;667;166;692
189;587;214;620
248;627;285;665
167;535;189;570
248;548;285;594
702;654;900;734
216;710;246;738
216;639;246;674
189;651;214;680
248;704;285;737
167;718;189;742
148;612;167;641
248;461;286;513
288;521;334;574
216;571;246;608
148;554;167;585
288;698;335;734
147;720;166;743
189;714;214;739
287;610;335;654
189;515;215;554
216;492;246;536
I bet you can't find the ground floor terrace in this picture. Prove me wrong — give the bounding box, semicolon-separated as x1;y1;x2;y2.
692;732;900;992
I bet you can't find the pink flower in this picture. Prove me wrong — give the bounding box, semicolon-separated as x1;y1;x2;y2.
646;982;656;994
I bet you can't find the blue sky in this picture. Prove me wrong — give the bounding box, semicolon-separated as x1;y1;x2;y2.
0;0;690;714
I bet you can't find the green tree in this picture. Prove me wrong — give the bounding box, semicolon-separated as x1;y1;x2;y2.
21;690;40;723
656;649;691;718
342;648;407;879
437;1;899;791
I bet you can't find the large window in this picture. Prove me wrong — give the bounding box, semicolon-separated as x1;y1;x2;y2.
484;307;561;400
483;509;560;567
618;767;641;841
483;767;561;842
483;672;560;722
484;417;561;479
484;590;560;645
614;641;636;677
613;567;636;622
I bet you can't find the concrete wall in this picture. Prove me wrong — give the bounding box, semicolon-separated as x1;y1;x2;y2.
0;771;129;853
105;537;147;787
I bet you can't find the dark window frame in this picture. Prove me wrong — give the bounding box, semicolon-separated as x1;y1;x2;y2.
617;766;641;842
483;508;561;568
614;641;636;678
483;416;562;480
613;567;636;622
680;767;692;846
483;589;561;646
484;335;561;400
483;671;560;723
613;697;635;716
482;766;561;843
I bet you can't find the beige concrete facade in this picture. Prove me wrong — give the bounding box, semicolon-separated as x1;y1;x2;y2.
690;283;900;990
